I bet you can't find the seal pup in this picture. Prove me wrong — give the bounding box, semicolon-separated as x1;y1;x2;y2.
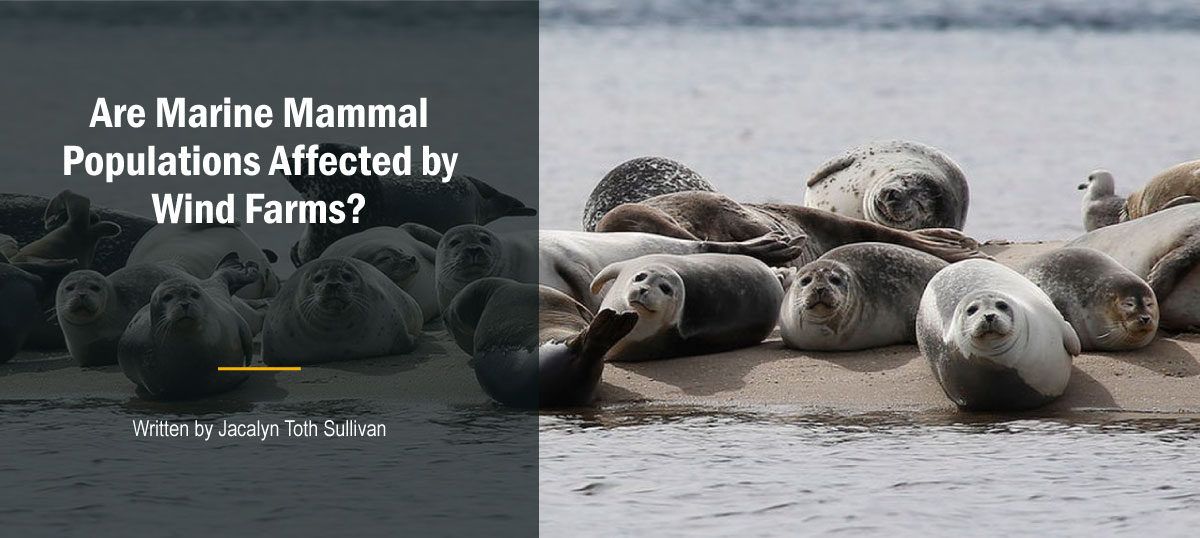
917;260;1080;411
780;243;947;351
582;156;717;232
262;257;423;366
1078;170;1126;231
595;191;986;268
1022;247;1157;351
117;268;258;399
443;277;638;408
320;224;440;321
0;255;76;363
1066;204;1200;330
590;253;784;361
0;191;156;275
804;140;969;231
435;225;539;311
58;254;262;367
286;142;535;266
126;223;280;299
541;230;802;312
1123;160;1200;221
11;189;121;268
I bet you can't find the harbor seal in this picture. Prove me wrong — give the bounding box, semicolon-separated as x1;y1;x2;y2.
320;224;440;321
804;140;969;231
1078;170;1126;231
435;225;538;311
443;277;638;408
582;156;716;232
590;253;784;361
0;191;156;275
1123;159;1200;221
780;243;947;351
11;189;121;268
595;191;985;268
917;260;1080;411
57;253;262;367
1022;247;1157;351
126;223;280;299
1066;204;1200;331
286;142;536;266
540;230;803;312
1;256;76;363
117;271;255;399
262;257;423;366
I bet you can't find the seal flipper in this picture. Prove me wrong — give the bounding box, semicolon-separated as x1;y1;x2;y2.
705;232;806;266
1146;236;1200;300
1061;320;1082;356
0;234;18;260
589;261;629;296
443;277;507;355
807;154;856;188
209;252;261;295
465;176;537;220
1160;196;1200;212
566;309;639;363
398;223;442;261
261;249;279;264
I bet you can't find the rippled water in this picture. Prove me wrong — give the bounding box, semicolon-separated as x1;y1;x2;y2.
540;409;1200;536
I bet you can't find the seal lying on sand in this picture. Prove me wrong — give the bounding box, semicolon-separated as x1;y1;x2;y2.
444;277;638;408
435;225;539;311
322;224;441;321
0;252;76;363
1122;160;1200;221
262;257;423;366
286;142;536;266
58;253;263;367
1065;204;1200;331
595;191;985;268
1022;247;1157;351
539;230;803;312
582;156;716;232
0;191;156;275
126;223;280;299
780;243;947;351
804;140;969;231
917;260;1079;411
590;253;784;361
117;260;261;399
11;190;121;268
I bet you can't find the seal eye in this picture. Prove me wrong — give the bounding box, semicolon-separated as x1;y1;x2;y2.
996;301;1009;312
449;239;461;248
658;284;672;295
634;273;647;282
342;272;354;283
163;294;174;302
66;284;75;292
799;276;812;286
313;274;325;284
480;236;492;246
90;284;101;292
829;276;844;286
190;291;201;300
966;305;978;316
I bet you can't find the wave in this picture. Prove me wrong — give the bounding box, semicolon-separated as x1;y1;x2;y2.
540;0;1200;32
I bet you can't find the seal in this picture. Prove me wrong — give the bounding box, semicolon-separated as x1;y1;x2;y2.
286;142;536;266
0;255;76;363
540;230;803;312
916;260;1080;411
582;156;717;232
1022;247;1157;351
442;277;638;408
1078;170;1126;231
126;223;280;299
595;191;985;268
11;189;121;268
590;253;784;361
1065;203;1200;331
435;225;539;311
320;224;441;321
1123;159;1200;221
0;191;157;275
780;242;947;351
117;271;256;399
57;253;262;367
262;257;423;366
804;140;970;230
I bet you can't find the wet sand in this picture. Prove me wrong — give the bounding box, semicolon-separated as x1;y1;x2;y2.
5;241;1200;413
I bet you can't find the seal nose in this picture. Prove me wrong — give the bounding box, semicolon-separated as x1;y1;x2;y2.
1139;314;1153;325
179;302;191;312
983;313;996;322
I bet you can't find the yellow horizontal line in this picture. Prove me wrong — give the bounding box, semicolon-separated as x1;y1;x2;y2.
217;367;301;371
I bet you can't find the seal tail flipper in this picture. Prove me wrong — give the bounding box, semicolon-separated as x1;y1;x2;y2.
261;249;279;264
399;223;444;252
211;252;261;295
807;153;856;188
567;309;639;363
1147;237;1200;300
465;176;537;219
589;262;628;296
1061;320;1082;356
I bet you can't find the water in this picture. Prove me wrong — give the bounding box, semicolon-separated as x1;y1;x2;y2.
538;2;1200;535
